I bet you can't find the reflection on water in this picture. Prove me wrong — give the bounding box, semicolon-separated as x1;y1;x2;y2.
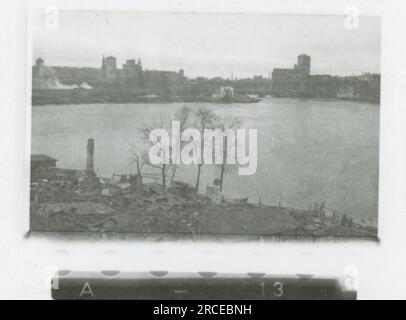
32;98;379;220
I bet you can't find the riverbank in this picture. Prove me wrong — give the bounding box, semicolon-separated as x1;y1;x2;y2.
270;93;380;104
31;89;379;107
31;89;261;106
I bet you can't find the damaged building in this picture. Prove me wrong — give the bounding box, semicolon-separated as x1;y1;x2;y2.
31;154;57;182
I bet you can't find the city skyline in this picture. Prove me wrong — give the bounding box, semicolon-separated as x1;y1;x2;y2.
32;11;380;78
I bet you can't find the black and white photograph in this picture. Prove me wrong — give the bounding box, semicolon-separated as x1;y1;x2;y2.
29;10;380;240
4;0;406;303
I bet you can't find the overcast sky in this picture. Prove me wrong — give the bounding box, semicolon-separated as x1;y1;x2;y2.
32;11;380;78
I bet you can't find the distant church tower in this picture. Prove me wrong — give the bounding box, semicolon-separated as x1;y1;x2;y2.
136;58;144;87
101;55;105;69
100;55;106;80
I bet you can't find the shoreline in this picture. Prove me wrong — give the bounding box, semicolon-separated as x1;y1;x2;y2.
30;176;378;239
31;94;379;106
31;90;261;106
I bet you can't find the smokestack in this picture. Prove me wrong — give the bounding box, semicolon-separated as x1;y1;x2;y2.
86;138;94;173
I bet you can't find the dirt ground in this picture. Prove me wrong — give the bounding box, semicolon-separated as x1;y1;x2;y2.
30;178;378;240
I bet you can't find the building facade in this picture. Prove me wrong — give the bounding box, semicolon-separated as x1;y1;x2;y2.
295;54;311;76
101;56;118;82
270;54;380;102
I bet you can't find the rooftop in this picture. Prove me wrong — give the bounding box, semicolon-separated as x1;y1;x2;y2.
31;154;57;162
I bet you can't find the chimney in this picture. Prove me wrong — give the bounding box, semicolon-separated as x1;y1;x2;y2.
86;138;94;173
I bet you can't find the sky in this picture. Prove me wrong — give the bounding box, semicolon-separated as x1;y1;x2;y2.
32;11;380;78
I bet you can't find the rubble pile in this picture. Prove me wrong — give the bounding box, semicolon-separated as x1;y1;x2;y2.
284;202;377;237
30;174;377;238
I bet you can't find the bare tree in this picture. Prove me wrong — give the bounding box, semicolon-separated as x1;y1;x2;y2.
136;107;192;189
177;106;192;130
217;116;242;193
129;147;148;195
169;106;192;184
194;107;219;193
138;116;171;188
130;148;146;176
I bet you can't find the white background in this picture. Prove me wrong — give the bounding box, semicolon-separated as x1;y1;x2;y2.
0;0;405;299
